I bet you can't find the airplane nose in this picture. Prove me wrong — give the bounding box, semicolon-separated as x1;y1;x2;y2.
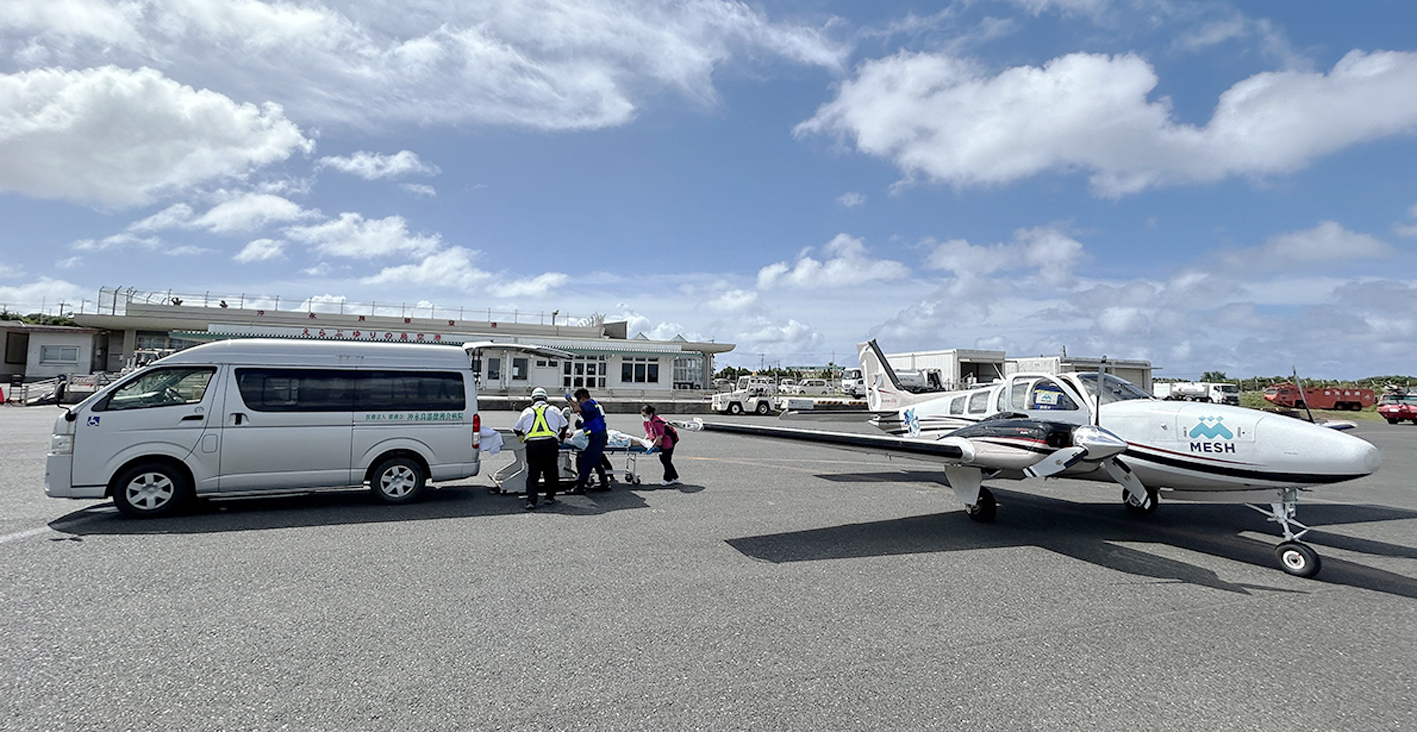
1360;441;1382;475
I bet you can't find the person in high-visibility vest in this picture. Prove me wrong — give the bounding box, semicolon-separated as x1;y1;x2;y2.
512;387;569;510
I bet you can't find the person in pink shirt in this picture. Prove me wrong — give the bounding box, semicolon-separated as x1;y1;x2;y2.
640;404;680;486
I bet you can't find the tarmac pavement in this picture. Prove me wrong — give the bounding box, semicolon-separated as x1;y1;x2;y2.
2;405;1416;731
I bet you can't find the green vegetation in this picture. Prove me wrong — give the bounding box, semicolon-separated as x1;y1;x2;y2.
0;310;77;326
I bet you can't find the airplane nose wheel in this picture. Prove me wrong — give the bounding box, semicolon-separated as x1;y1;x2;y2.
1250;488;1322;578
1275;542;1322;578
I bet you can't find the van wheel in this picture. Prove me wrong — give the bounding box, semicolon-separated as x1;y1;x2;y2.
112;462;191;518
371;457;426;504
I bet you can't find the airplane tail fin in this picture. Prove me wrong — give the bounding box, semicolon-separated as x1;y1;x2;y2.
856;340;934;412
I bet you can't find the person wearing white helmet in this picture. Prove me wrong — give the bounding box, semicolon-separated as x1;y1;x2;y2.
512;386;569;510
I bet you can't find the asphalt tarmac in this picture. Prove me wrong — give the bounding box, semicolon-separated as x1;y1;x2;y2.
3;406;1415;731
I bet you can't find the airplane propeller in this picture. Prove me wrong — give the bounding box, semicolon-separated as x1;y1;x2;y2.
1023;424;1128;479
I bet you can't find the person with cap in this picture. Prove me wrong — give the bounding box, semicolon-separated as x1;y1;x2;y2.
568;387;610;494
512;387;569;510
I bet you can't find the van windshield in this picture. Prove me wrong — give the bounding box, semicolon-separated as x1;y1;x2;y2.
1074;373;1153;405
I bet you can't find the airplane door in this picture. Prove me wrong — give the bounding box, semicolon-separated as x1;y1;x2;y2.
1009;375;1088;424
70;366;220;489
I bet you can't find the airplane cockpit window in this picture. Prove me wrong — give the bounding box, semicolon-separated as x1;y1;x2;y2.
1075;373;1152;405
1028;381;1079;411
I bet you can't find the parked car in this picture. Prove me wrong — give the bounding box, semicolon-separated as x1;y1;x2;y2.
1377;392;1417;424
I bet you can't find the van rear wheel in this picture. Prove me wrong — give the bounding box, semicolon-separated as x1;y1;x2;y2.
371;457;426;504
112;462;191;518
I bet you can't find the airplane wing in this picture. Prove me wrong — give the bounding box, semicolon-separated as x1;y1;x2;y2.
695;417;1140;519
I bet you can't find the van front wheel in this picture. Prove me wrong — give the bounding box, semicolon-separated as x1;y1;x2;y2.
371;457;426;504
113;462;191;518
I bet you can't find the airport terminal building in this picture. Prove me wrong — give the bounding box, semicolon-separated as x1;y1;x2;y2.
12;288;733;397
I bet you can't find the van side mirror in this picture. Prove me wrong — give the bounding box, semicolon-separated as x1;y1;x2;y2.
64;408;76;422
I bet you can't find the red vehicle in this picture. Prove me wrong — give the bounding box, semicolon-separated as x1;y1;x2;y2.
1263;382;1375;411
1378;393;1417;424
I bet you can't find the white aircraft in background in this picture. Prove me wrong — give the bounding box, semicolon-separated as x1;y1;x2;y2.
700;341;1382;578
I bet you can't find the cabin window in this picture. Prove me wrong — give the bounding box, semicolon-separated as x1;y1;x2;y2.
1011;380;1032;411
967;390;990;414
949;395;967;415
995;387;1008;413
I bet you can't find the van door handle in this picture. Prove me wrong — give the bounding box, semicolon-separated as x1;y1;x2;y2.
231;412;246;426
181;414;204;422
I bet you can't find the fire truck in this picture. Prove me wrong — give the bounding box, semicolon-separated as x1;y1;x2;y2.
1262;382;1375;411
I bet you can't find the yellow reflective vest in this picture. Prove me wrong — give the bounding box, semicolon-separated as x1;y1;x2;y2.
525;404;557;440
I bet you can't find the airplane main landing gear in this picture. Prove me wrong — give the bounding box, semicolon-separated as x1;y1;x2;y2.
1250;488;1322;578
966;486;996;523
1123;485;1159;514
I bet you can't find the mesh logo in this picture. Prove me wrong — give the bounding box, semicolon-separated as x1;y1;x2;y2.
1188;417;1233;440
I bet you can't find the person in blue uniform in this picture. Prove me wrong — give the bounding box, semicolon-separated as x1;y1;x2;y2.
569;387;610;493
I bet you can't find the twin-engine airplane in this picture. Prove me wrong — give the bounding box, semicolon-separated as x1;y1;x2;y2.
700;341;1382;578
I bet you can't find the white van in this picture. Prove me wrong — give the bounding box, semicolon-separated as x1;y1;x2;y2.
45;339;481;517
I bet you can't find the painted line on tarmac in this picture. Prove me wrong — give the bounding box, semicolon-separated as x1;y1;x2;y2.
0;526;54;544
0;506;111;546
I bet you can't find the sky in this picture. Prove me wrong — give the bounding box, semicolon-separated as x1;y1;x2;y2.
3;0;1417;379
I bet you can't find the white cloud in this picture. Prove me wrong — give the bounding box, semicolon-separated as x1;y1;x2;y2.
361;246;491;289
71;233;163;252
194;194;313;233
0;277;88;312
0;66;311;207
1255;221;1392;263
318;150;440;179
757;233;909;289
1;1;846;131
488;273;569;298
798;49;1417;197
55;256;82;269
233;238;285;263
286;213;441;259
836;191;866;208
401;184;437;197
706;288;758;312
131;193;313;233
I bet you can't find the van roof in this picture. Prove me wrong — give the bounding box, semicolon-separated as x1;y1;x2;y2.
157;338;472;369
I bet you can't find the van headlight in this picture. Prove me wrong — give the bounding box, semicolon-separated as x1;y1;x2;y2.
49;434;73;455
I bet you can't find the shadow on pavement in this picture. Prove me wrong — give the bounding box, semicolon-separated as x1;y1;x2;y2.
726;486;1417;599
46;480;678;536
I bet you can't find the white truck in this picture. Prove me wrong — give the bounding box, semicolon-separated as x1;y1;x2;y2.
1153;381;1240;406
711;375;779;415
840;368;865;398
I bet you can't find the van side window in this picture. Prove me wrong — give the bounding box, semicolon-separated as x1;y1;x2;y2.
236;369;353;412
99;367;216;411
236;370;466;412
356;371;466;411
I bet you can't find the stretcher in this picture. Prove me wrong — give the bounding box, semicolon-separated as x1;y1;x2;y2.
488;429;654;493
558;430;657;486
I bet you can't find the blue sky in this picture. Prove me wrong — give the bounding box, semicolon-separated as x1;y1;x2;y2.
3;0;1417;379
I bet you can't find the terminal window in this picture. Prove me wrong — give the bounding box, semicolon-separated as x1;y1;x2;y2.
39;345;80;364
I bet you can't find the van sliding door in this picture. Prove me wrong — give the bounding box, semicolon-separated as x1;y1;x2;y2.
220;369;354;491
